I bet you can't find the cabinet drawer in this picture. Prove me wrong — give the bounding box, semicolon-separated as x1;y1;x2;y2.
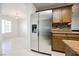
67;34;79;38
53;34;66;37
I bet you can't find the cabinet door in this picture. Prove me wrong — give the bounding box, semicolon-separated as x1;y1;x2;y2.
53;8;62;23
52;36;65;52
62;6;72;23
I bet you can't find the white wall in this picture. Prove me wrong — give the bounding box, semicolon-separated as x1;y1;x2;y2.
19;4;36;50
0;18;2;55
0;3;36;51
0;3;22;39
71;4;79;30
0;15;19;39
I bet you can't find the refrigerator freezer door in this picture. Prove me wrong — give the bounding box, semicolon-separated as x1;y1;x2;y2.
31;13;39;51
39;10;52;54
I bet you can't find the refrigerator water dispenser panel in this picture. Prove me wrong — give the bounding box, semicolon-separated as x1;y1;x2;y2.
32;24;37;33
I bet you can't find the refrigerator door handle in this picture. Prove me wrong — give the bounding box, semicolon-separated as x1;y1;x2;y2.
38;30;39;36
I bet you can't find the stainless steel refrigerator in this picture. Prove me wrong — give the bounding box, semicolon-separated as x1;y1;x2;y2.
31;10;52;55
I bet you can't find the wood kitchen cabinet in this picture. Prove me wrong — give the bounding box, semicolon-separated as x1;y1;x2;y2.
53;36;65;52
52;6;72;23
67;34;79;41
52;33;79;53
52;34;66;52
62;6;72;23
53;8;62;23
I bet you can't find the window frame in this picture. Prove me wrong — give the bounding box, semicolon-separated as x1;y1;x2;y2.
1;19;12;34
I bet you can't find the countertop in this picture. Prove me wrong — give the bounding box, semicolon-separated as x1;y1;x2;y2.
51;31;79;34
63;40;79;55
51;29;79;34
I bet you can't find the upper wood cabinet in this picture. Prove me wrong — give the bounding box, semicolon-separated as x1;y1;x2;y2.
52;6;72;23
53;8;62;23
62;6;72;23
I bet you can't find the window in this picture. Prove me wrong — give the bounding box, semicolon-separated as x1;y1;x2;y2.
1;19;12;34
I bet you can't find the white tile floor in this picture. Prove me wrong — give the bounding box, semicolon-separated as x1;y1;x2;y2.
1;37;65;56
52;51;65;56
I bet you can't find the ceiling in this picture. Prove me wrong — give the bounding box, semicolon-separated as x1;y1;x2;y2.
33;3;73;11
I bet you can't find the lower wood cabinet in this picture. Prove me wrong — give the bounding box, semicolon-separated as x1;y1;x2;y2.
53;36;65;52
67;34;79;40
52;33;79;53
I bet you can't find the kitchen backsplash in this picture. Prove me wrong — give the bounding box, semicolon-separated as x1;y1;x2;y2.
52;23;71;29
